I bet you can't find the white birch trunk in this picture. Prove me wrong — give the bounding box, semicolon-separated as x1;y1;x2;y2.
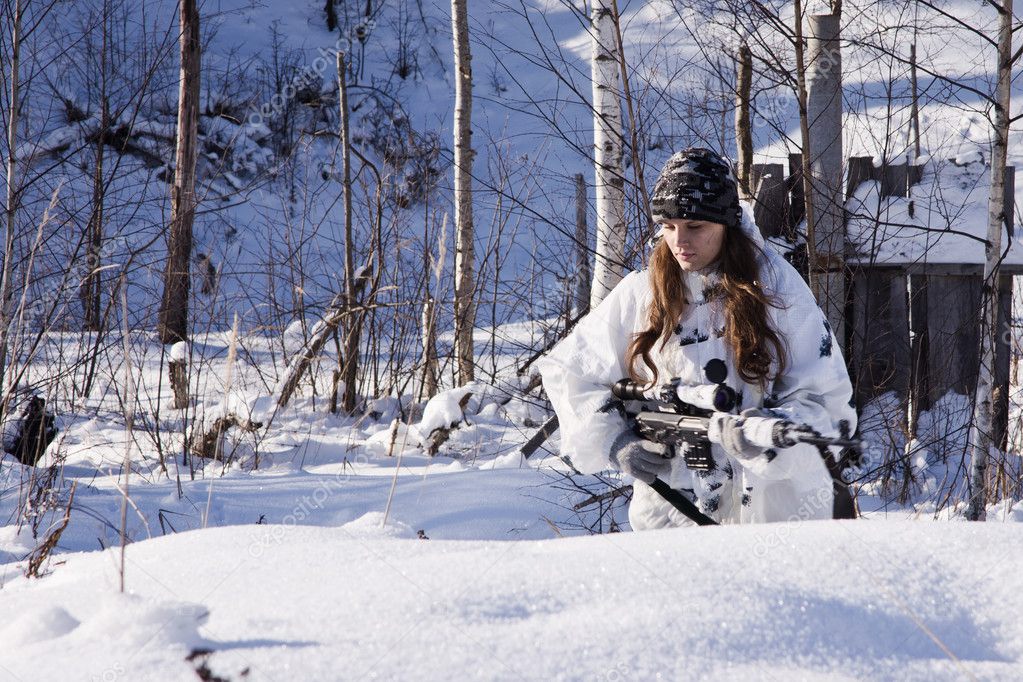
0;0;23;396
451;0;475;384
967;0;1014;522
589;0;625;309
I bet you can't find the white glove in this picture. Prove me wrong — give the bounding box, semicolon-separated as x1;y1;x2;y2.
608;431;671;484
718;408;774;462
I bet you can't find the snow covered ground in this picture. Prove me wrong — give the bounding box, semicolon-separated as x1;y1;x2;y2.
2;518;1022;681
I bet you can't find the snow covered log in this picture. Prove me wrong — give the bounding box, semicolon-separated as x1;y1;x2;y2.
190;414;262;461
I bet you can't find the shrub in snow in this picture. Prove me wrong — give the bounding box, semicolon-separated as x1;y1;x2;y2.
1;395;57;466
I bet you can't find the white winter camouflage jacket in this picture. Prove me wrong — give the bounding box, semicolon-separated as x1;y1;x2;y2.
537;216;857;529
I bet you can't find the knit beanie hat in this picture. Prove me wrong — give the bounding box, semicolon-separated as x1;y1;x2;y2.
650;148;741;229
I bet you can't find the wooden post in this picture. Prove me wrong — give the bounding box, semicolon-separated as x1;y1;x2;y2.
169;344;189;410
806;12;846;344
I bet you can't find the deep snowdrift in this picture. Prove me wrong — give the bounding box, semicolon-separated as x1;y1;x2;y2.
1;519;1021;681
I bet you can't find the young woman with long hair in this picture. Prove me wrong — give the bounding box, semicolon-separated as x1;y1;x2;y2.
538;148;856;529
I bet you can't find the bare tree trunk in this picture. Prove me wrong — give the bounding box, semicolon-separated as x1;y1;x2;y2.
573;173;590;315
609;0;653;241
159;0;200;344
83;0;111;332
792;0;818;289
734;41;754;201
0;0;23;397
337;51;360;412
909;41;921;160
421;296;439;398
590;0;626;308
806;12;845;342
451;0;475;384
968;0;1013;522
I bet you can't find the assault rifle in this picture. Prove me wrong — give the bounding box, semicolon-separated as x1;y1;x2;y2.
610;359;861;524
612;378;860;471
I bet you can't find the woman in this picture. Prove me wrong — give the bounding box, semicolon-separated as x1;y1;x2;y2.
537;148;856;529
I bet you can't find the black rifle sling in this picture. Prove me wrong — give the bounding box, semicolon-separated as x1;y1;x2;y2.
649;478;719;526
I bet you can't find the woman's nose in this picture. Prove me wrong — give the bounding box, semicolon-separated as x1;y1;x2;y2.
669;227;688;247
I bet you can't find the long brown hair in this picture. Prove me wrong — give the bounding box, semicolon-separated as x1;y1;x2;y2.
626;226;787;387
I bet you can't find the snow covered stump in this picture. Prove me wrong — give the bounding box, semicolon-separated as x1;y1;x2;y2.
2;394;57;466
168;341;189;410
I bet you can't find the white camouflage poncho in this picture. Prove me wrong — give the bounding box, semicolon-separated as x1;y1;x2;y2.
537;214;856;529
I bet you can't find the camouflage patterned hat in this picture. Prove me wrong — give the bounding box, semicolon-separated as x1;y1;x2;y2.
650;148;741;229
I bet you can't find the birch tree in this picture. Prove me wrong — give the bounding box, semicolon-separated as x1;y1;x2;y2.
0;0;23;390
968;0;1015;521
158;0;200;344
451;0;475;383
589;0;625;308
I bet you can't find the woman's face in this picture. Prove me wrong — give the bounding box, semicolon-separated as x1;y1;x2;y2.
659;219;726;272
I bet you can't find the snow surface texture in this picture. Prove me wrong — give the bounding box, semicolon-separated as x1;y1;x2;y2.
1;520;1022;681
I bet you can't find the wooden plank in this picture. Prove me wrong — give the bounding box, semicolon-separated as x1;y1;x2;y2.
925;274;981;405
850;270;905;405
846;156;875;200
881;162;910;198
993;274;1012;449
1005;166;1016;237
787;153;804;235
907;274;929;422
889;274;911;399
751;163;785;238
